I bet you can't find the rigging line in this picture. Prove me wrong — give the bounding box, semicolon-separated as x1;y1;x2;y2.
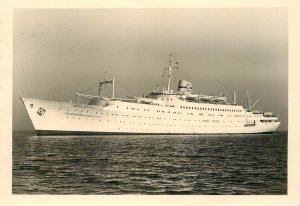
101;86;112;97
101;84;109;97
115;80;135;96
173;70;176;91
26;85;70;97
116;81;135;96
25;76;102;97
242;97;248;108
160;76;164;91
78;83;99;93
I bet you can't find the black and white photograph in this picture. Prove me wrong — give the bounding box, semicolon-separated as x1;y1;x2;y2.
11;8;288;195
2;1;300;205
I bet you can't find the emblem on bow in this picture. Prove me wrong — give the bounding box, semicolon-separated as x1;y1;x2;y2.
37;107;46;116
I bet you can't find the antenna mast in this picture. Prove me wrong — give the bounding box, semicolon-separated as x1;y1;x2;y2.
163;53;179;93
233;91;236;105
247;91;251;111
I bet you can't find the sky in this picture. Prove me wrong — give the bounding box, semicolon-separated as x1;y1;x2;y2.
13;8;288;131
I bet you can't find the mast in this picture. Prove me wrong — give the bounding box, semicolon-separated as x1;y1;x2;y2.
163;54;179;93
112;77;115;98
233;91;236;105
99;68;115;98
247;91;251;111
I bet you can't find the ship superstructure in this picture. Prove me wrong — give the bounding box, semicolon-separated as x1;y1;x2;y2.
21;54;280;135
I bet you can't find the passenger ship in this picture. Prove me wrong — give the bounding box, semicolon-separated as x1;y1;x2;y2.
21;55;280;135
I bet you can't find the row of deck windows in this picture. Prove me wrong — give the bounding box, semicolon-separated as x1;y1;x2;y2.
180;106;242;112
70;104;259;120
66;108;255;120
65;111;251;126
72;101;246;115
67;107;259;121
118;104;243;113
66;114;245;125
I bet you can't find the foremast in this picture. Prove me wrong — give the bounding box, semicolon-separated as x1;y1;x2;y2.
99;69;115;98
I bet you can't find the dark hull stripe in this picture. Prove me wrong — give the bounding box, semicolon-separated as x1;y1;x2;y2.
35;130;274;136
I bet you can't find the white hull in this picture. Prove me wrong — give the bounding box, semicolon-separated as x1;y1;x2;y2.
21;97;280;135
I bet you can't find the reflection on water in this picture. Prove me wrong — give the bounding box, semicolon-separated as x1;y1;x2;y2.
13;131;287;194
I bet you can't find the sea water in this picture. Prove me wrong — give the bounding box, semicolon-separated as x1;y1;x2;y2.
12;131;287;194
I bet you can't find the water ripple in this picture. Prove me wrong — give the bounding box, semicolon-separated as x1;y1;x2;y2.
13;132;287;194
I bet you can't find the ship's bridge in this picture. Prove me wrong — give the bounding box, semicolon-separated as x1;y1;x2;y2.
147;89;179;98
145;89;185;107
